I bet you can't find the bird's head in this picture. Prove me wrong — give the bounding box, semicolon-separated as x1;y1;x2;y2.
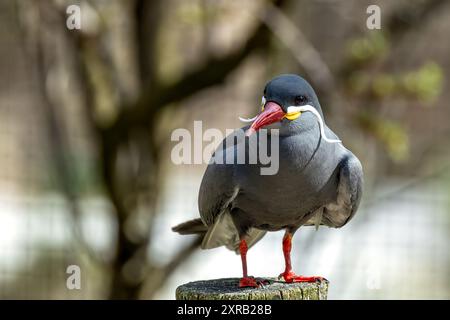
244;74;325;136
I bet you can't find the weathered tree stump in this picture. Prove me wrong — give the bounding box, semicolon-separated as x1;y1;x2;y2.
176;278;329;300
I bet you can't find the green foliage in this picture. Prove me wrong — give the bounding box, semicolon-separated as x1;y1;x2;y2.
372;73;397;98
349;60;443;163
401;62;444;103
177;3;205;25
347;72;371;95
347;62;443;103
357;112;409;162
347;32;389;64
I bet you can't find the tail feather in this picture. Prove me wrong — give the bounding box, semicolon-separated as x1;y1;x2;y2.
201;212;267;253
201;212;237;250
173;214;267;253
172;218;207;235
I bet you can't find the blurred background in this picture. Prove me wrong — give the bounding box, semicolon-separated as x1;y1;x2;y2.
0;0;449;299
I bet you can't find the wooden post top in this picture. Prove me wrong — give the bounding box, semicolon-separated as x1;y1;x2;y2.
176;278;329;300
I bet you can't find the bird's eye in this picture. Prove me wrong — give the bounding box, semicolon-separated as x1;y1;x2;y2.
295;95;307;105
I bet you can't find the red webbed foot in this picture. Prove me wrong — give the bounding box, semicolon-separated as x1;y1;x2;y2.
239;277;270;288
279;271;324;283
239;277;259;288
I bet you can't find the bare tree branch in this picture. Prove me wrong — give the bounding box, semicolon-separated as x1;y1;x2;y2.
258;2;336;92
386;0;447;41
106;21;271;138
135;0;162;86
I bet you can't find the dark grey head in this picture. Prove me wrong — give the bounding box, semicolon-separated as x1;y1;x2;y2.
264;74;322;115
246;74;324;136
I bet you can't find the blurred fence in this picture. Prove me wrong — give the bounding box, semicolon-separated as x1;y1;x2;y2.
0;0;449;300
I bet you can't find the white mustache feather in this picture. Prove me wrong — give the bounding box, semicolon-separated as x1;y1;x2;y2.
287;105;341;144
238;115;258;122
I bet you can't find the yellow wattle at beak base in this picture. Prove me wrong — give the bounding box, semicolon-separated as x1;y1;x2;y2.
284;111;301;121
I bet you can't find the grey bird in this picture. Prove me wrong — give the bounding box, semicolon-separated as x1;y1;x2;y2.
173;74;363;287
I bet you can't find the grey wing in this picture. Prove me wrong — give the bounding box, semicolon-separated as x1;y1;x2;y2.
306;150;363;228
198;160;242;250
198;128;247;226
198;162;237;226
198;133;267;251
326;151;363;227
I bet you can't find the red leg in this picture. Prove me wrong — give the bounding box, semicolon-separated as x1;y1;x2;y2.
279;231;324;283
238;239;259;288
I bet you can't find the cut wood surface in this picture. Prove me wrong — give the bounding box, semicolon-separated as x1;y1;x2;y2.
176;278;329;300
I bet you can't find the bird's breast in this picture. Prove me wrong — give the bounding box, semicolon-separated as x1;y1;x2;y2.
232;131;340;228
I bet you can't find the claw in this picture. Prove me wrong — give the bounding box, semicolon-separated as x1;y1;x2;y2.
256;278;271;287
239;277;271;288
239;276;259;288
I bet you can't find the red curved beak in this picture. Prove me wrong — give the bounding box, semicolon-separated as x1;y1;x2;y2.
245;101;285;136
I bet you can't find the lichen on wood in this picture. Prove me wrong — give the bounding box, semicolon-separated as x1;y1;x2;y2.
176;278;329;300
